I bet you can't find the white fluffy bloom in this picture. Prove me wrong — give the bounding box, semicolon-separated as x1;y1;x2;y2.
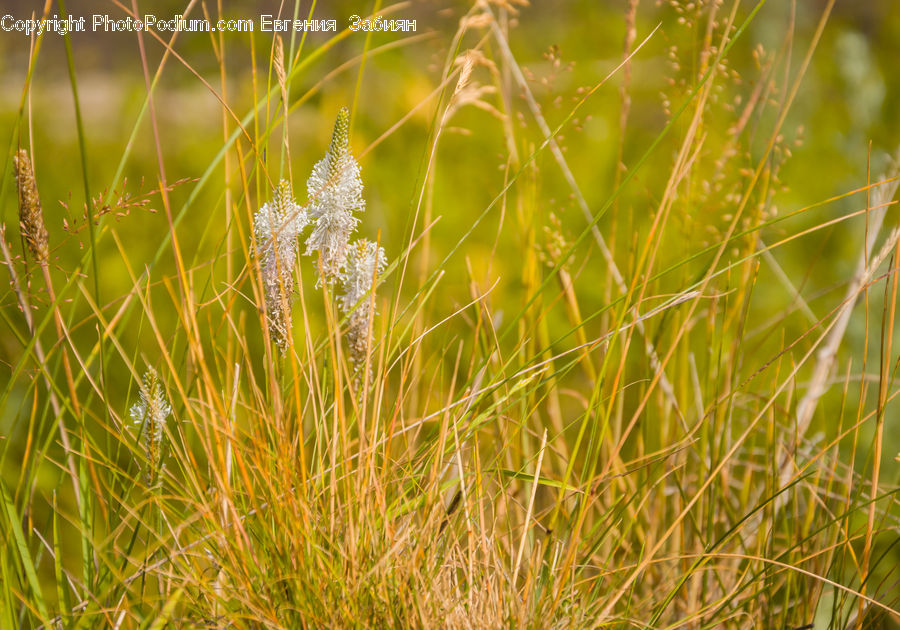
339;239;386;382
129;367;172;483
338;239;386;314
305;107;365;283
254;180;308;350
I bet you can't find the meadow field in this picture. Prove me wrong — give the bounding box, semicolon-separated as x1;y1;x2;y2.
1;0;899;627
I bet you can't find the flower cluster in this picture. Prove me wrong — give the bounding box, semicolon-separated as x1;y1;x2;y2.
254;179;308;351
305;107;365;283
338;239;386;379
129;367;172;483
252;108;386;376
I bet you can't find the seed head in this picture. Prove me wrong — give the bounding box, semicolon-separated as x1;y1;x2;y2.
129;367;172;484
305;107;365;284
13;149;49;264
254;179;308;351
338;239;386;381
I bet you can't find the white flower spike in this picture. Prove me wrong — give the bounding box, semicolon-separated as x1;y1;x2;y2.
129;367;172;483
305;107;365;284
254;179;308;351
339;239;386;381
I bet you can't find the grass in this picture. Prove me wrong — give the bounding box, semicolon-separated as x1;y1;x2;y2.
2;0;900;628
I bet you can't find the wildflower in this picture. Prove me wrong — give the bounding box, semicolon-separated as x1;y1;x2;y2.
305;107;365;283
129;367;172;483
338;239;386;381
254;179;308;351
13;149;49;264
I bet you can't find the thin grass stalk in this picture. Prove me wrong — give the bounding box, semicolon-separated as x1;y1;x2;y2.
487;11;686;429
857;214;900;629
13;149;82;418
785;164;899;481
0;227;82;514
593;1;836;617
